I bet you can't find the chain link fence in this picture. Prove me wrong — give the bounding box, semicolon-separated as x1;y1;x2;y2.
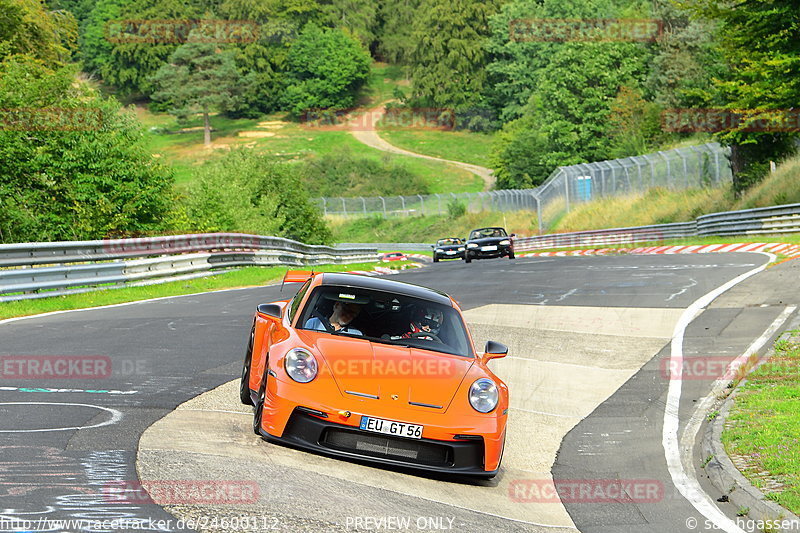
312;142;732;233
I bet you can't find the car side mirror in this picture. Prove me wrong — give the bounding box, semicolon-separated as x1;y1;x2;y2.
483;340;508;362
430;244;435;249
257;303;282;319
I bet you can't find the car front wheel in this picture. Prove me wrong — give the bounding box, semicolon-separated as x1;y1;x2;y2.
240;326;255;405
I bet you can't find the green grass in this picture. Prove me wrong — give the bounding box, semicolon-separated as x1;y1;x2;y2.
722;333;800;514
376;127;495;168
0;261;411;320
139;107;482;193
361;62;408;106
330;211;539;244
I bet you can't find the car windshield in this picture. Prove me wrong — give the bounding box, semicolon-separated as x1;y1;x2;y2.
437;238;462;246
470;228;507;240
297;285;473;357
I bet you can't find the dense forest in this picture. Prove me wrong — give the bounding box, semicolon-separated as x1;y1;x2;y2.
1;0;797;243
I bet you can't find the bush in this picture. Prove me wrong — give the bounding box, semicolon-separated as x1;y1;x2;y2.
299;146;429;197
183;150;333;245
447;199;466;219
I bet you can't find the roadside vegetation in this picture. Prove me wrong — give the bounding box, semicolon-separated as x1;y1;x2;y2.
722;333;800;515
0;261;413;321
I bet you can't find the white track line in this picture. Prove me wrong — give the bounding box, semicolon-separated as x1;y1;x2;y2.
662;252;778;532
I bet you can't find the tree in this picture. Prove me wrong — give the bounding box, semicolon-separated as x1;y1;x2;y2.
319;0;379;49
684;0;800;193
0;55;173;243
409;0;502;110
280;24;371;115
607;86;664;158
378;0;420;64
150;37;249;146
0;0;77;64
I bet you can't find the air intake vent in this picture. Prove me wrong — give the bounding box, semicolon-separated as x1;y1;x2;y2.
322;429;451;466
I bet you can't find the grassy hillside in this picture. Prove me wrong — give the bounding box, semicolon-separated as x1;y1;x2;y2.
376;127;495;167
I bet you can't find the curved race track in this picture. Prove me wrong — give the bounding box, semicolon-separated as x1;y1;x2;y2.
1;253;796;533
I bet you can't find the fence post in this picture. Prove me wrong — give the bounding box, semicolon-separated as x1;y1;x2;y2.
380;196;386;217
418;194;424;215
342;197;347;216
322;198;327;216
658;151;671;187
436;193;442;215
675;148;689;188
400;196;406;214
360;196;366;215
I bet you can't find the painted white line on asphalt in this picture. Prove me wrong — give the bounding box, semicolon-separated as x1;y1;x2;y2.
0;402;122;433
663;252;774;533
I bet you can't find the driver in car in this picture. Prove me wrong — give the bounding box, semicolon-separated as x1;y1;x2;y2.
401;306;444;341
305;301;363;335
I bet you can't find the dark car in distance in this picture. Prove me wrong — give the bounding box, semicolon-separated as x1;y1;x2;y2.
464;227;515;263
432;238;466;262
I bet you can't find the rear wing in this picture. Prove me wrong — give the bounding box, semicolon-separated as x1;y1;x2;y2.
282;270;316;284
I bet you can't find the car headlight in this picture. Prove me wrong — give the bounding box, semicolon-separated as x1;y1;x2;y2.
467;243;478;249
469;378;498;413
435;248;442;253
499;239;511;245
458;247;465;252
284;348;318;383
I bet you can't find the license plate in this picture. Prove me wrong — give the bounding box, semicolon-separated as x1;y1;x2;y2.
445;250;456;255
359;416;423;439
481;245;497;251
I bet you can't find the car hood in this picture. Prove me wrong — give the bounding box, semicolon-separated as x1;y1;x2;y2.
468;236;509;246
436;244;463;251
309;335;473;410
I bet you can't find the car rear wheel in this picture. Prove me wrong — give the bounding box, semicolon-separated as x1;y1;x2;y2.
239;326;255;405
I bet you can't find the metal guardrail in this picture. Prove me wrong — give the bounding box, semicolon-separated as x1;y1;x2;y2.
0;234;377;302
356;202;800;252
512;222;697;252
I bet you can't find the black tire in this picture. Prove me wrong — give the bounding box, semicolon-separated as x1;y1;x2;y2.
433;255;439;263
508;251;515;260
239;327;255;405
253;367;268;435
465;253;472;263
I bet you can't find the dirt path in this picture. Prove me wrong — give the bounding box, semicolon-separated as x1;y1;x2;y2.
349;106;496;190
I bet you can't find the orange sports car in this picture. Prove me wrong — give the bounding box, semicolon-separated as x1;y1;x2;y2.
240;271;509;478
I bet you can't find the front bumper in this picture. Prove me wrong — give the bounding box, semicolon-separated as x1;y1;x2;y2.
260;409;497;477
434;250;465;260
466;245;512;259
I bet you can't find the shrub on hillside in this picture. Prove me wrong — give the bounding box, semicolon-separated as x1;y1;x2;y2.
181;150;333;245
299;147;429;197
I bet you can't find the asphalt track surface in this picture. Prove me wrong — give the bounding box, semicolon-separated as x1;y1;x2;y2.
0;253;795;533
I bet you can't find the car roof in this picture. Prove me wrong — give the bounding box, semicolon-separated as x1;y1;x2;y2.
320;273;453;306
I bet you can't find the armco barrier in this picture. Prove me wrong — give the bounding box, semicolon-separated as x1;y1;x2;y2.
0;234;377;302
366;202;800;253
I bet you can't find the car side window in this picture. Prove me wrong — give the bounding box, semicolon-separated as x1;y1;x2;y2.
288;280;312;323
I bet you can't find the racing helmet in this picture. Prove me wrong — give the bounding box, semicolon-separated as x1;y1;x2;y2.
412;306;444;335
